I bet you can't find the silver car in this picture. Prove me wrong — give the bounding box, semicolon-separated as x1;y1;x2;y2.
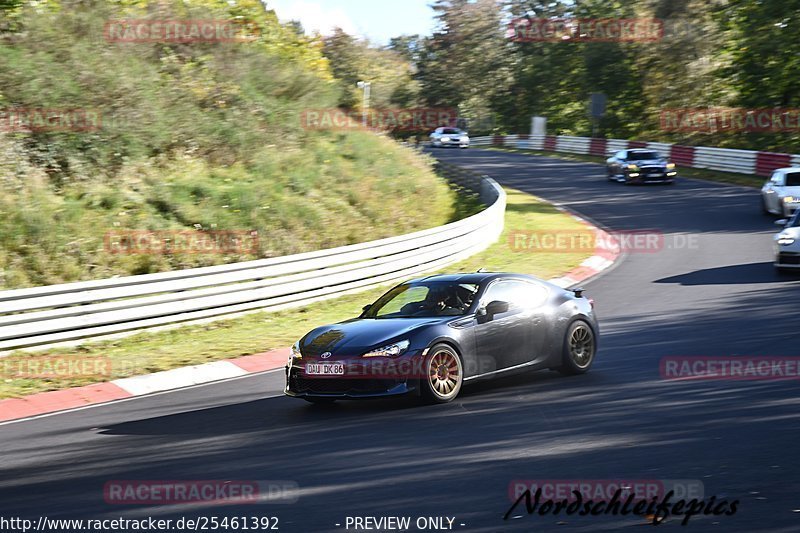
430;127;469;148
774;210;800;272
761;167;800;217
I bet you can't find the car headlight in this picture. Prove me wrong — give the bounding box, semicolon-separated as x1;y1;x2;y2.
461;136;469;141
362;339;410;358
778;235;796;246
666;163;676;169
290;341;302;362
627;164;639;171
783;196;799;204
441;136;450;142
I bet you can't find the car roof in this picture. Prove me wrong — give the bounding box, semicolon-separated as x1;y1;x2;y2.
773;167;800;173
407;272;539;285
628;148;657;153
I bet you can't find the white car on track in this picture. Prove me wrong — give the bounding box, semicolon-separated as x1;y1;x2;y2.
429;127;469;148
761;167;800;217
774;210;800;272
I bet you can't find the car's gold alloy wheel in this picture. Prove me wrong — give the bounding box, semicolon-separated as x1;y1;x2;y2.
569;324;595;368
428;350;461;398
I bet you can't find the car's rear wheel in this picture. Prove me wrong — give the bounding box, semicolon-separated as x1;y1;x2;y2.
304;397;336;405
421;344;463;404
557;320;596;375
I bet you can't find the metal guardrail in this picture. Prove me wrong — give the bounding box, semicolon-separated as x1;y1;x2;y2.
471;134;800;176
0;163;505;351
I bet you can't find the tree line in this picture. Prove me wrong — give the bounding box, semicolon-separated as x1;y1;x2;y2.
320;0;800;152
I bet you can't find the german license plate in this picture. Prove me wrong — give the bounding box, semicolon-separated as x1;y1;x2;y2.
305;363;345;375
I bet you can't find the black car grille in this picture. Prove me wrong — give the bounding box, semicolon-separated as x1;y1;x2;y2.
639;166;664;174
778;252;800;265
289;374;402;394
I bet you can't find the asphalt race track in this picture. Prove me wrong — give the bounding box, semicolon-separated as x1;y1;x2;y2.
2;148;799;532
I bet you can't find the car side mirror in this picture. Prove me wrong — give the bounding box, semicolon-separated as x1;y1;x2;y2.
775;219;788;226
485;300;509;315
361;304;372;314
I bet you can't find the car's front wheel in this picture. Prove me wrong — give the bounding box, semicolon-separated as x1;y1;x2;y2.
557;320;596;375
421;344;463;404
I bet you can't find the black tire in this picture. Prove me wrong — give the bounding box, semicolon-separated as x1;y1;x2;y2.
304;397;336;405
421;344;463;404
557;320;597;376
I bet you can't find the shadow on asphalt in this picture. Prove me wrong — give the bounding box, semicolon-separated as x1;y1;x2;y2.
654;262;799;285
94;370;573;437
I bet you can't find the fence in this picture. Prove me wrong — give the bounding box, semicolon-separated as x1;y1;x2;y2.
472;134;800;177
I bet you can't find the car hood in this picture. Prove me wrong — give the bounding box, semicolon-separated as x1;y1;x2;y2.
299;317;445;357
777;185;800;196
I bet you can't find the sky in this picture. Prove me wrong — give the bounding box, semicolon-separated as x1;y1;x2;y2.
265;0;437;45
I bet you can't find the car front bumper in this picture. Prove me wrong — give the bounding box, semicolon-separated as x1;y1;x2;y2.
284;354;425;399
775;250;800;268
781;204;799;217
625;169;676;183
434;139;469;148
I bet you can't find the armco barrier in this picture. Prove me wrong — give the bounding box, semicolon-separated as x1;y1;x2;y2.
472;134;798;176
756;152;792;177
0;163;505;351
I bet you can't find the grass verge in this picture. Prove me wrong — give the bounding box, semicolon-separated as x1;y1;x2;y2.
0;188;592;399
488;147;765;188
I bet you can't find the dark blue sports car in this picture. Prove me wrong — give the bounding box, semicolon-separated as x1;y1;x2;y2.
285;272;598;404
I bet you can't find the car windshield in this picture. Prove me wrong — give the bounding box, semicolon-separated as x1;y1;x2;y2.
364;281;479;318
441;128;462;135
785;171;800;187
627;151;660;161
